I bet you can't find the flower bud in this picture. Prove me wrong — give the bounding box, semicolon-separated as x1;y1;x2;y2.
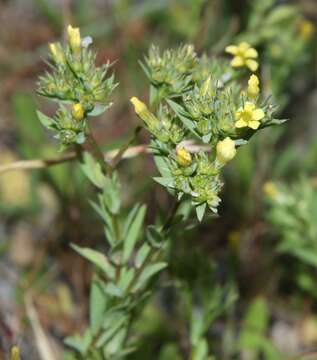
216;137;236;164
49;42;65;64
176;146;192;167
263;181;278;199
67;25;81;54
247;74;260;99
130;97;158;129
10;346;21;360
72;103;85;121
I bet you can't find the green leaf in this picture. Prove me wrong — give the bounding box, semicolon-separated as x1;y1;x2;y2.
102;173;121;214
90;277;107;334
153;177;175;188
89;104;110;117
122;205;146;263
134;262;167;291
81;152;106;189
146;225;165;248
167;99;201;138
196;203;206;222
36;110;55;129
135;243;151;268
71;244;115;279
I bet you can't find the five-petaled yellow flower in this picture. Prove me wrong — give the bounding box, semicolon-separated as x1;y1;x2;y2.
247;74;260;99
235;102;264;130
225;42;259;72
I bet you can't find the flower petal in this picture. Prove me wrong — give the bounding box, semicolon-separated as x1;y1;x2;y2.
252;108;265;121
245;48;258;58
238;42;250;52
225;45;238;55
235;119;247;128
248;121;260;130
246;59;259;72
245;102;256;111
231;56;244;67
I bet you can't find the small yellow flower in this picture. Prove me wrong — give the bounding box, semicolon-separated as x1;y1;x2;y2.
176;146;192;167
67;25;81;54
216;137;236;164
10;346;21;360
298;19;314;40
72;103;85;120
49;42;65;64
263;181;278;199
235;102;264;130
225;42;259;72
247;74;260;99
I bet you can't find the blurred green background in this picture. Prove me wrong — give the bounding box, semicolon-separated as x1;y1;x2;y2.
0;0;317;359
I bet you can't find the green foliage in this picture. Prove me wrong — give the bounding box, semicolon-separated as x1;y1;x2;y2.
65;153;168;358
265;178;317;268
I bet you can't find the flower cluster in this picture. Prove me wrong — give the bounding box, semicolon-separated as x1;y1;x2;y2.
37;25;116;147
132;44;283;219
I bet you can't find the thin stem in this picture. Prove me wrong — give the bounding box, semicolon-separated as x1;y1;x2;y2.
86;123;112;176
0;145;149;175
111;126;143;169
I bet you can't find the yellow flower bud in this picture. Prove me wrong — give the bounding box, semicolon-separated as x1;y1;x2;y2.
72;103;85;121
10;346;21;360
216;137;236;164
130;97;158;128
247;74;260;99
176;146;192;167
201;76;211;97
67;25;81;54
49;42;64;64
130;97;147;116
263;181;278;199
298;19;314;40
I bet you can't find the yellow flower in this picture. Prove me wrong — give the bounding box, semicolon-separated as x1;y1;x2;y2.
247;74;260;99
49;42;65;64
216;137;236;164
72;103;85;120
263;181;278;199
235;102;264;130
10;346;20;360
176;146;192;167
67;25;81;54
225;42;259;72
298;19;314;39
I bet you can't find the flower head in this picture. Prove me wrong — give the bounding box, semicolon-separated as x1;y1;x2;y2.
216;137;236;164
176;146;192;167
49;42;65;64
247;74;260;99
235;102;264;130
72;103;85;121
225;42;259;72
67;25;81;54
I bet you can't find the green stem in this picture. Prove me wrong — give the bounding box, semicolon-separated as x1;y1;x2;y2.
86;123;112;176
111;126;143;169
